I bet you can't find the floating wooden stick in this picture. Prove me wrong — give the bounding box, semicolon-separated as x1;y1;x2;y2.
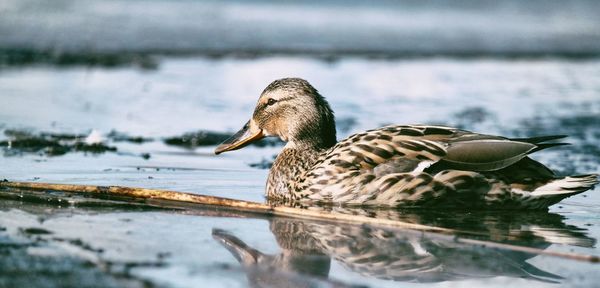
0;180;456;232
0;180;598;263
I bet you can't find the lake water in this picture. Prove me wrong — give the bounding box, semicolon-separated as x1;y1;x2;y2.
1;56;599;288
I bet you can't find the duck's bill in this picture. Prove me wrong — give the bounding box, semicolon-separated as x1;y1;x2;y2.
215;121;265;155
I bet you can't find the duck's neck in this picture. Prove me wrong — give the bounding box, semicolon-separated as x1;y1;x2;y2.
294;117;337;150
266;140;334;202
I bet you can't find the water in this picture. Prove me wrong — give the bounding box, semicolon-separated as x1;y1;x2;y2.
1;0;600;287
1;56;599;288
2;0;600;56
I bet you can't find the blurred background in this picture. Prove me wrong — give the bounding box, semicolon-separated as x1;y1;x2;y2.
1;0;600;136
1;1;600;288
3;0;600;57
2;0;600;136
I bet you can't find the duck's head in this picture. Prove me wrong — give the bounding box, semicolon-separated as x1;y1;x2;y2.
215;78;336;154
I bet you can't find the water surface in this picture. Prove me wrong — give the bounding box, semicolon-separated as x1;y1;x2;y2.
1;55;599;287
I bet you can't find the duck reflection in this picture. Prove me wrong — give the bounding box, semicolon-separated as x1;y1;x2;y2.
213;210;595;286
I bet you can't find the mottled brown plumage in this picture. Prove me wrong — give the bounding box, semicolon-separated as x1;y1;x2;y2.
215;78;598;209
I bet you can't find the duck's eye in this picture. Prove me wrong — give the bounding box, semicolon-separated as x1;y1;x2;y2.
266;98;277;106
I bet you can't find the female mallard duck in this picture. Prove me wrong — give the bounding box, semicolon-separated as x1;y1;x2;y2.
215;78;598;209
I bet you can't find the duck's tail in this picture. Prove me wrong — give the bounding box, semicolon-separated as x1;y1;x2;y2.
529;174;598;206
531;174;598;196
510;134;570;153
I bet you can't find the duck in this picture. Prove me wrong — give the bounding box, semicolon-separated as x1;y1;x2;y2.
215;78;598;209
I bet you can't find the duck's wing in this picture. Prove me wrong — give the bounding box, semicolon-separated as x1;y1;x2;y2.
292;125;583;208
441;139;537;171
310;125;560;175
440;133;568;171
309;125;452;176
